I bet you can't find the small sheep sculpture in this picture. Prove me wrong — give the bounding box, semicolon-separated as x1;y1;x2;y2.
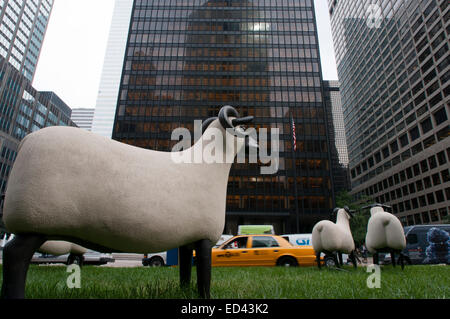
364;204;407;269
39;241;87;265
1;105;255;299
312;207;358;269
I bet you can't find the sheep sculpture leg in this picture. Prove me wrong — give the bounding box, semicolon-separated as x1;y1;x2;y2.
179;240;211;298
1;234;46;299
316;252;322;269
179;245;193;289
349;251;358;269
337;253;343;267
195;239;212;299
391;250;396;268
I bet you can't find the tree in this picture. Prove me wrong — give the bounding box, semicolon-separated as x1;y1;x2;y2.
335;190;374;246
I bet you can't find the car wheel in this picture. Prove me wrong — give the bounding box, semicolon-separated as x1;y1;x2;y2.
277;256;298;267
324;257;336;268
67;254;84;267
149;256;164;267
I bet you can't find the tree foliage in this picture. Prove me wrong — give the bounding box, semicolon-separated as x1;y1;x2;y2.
335;190;374;246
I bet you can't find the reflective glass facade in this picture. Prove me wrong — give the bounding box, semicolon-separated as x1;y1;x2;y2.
0;57;75;202
0;0;53;82
329;0;450;225
113;0;337;234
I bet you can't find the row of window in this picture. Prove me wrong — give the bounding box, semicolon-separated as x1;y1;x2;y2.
135;0;313;7
401;206;449;226
355;147;450;201
352;107;448;179
226;195;330;212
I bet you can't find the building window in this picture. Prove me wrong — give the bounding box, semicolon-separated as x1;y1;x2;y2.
437;151;447;165
422;211;430;223
430;210;439;222
409;126;420;141
399;134;409;147
390;140;399;153
424;176;433;189
427;193;435;205
416;180;424;192
432;173;441;186
433;107;448;126
428;155;438;169
421;117;433;134
419;195;427;207
442;169;450;183
436;190;445;203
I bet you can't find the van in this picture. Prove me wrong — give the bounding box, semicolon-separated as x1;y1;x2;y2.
281;234;312;246
402;224;449;265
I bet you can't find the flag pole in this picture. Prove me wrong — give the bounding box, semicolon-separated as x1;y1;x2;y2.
290;112;300;233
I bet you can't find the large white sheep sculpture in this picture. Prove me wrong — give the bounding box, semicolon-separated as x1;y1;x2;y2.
1;105;256;299
312;207;358;269
364;204;407;269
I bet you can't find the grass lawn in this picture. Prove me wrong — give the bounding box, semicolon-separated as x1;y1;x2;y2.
0;265;448;299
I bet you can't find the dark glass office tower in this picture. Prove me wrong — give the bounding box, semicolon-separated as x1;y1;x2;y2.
112;0;337;234
329;0;449;226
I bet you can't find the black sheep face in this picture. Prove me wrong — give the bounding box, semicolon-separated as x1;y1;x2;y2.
424;227;450;264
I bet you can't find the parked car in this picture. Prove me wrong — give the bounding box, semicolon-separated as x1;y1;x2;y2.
31;250;115;266
282;233;348;267
142;235;234;267
214;234;234;248
382;224;449;265
142;251;167;267
211;234;320;267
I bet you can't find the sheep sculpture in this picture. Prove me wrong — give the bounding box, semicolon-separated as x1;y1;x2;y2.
312;207;358;269
364;204;407;269
39;241;87;265
1;105;256;299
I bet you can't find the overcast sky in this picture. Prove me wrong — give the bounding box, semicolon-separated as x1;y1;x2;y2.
33;0;338;110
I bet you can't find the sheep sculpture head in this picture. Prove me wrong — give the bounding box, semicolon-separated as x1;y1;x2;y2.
330;206;354;221
1;105;255;299
203;105;258;157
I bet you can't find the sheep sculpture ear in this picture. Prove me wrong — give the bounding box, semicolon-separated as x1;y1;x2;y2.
330;207;340;220
202;117;218;134
344;206;355;218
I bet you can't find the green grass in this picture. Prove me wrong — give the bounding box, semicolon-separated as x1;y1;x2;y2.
0;265;449;299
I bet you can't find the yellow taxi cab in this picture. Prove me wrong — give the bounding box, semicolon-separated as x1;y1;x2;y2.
211;234;320;267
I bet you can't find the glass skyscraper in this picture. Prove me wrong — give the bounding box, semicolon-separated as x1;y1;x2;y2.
110;0;339;233
0;0;74;218
0;0;53;82
329;0;449;225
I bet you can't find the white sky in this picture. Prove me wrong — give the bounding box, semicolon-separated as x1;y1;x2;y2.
33;0;338;110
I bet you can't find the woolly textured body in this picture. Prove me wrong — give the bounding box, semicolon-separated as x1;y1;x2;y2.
3;126;228;253
312;220;355;254
365;208;407;253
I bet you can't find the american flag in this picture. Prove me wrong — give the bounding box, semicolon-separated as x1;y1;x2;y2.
292;116;297;151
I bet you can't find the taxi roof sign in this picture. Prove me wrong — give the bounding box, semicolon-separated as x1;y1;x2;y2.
237;225;275;235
